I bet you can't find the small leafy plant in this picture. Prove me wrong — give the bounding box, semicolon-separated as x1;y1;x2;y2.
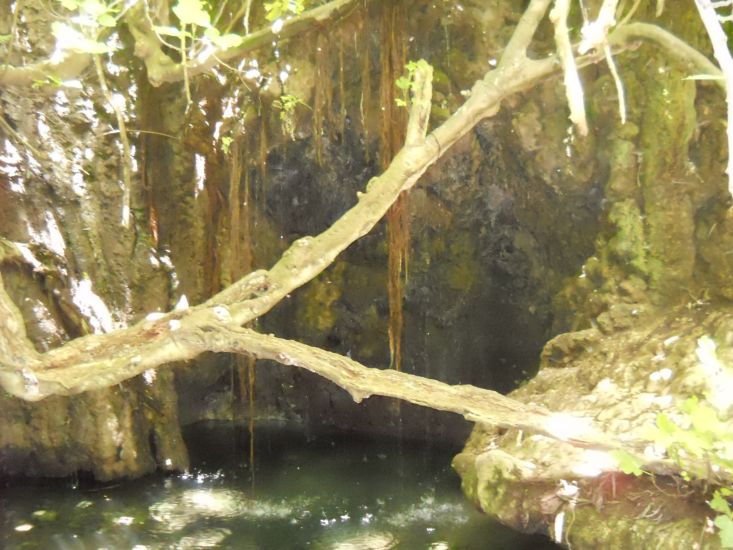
264;0;307;22
395;60;431;107
273;94;310;139
153;0;244;51
711;488;733;547
54;0;122;54
652;396;733;546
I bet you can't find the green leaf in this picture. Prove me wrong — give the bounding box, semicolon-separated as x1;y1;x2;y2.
204;28;243;49
59;0;81;10
395;76;411;91
0;34;11;44
689;401;722;434
173;0;211;27
715;515;733;548
220;136;233;154
264;0;306;21
611;450;644;476
97;13;117;27
32;75;63;89
681;396;700;414
711;490;733;516
656;413;678;436
677;429;712;457
153;25;192;38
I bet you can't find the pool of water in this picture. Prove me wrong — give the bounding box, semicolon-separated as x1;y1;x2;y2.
1;421;559;549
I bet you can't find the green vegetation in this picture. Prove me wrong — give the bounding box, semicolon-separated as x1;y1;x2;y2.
264;0;307;21
614;336;733;547
273;93;310;139
395;60;432;107
54;0;122;54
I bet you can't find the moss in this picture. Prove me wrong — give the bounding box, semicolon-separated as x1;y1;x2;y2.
564;508;715;549
431;67;453;95
605;137;638;201
607;199;646;275
697;207;733;300
634;61;696;302
444;231;480;292
295;261;346;334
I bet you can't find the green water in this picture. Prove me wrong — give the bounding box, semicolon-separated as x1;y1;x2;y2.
1;422;558;549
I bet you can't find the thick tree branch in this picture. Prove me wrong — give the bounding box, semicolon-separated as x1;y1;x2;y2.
550;0;589;135
0;52;91;87
0;0;358;89
200;325;623;450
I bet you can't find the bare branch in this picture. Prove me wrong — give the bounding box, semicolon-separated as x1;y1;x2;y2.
550;0;589;135
204;325;621;450
405;62;433;146
610;22;724;91
499;0;553;68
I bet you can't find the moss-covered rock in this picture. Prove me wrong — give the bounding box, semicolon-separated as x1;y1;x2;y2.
454;304;733;549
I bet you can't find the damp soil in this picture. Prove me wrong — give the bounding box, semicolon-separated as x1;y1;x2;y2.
1;421;560;549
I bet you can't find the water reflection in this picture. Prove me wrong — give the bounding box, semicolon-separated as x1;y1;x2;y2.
150;488;294;532
1;422;560;549
314;529;397;549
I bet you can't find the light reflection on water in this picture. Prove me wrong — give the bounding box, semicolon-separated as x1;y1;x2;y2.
1;422;559;549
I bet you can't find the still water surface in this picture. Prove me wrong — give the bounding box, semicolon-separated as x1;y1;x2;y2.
1;422;559;549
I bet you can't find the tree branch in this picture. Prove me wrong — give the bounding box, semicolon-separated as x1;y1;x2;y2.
499;0;553;68
199;325;623;450
0;15;615;402
126;0;361;87
550;0;589;135
609;22;724;91
0;52;91;88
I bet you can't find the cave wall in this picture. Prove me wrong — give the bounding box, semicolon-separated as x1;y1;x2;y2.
0;0;609;476
173;0;606;440
2;0;732;481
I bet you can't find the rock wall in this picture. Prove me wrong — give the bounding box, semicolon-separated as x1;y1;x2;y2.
452;3;733;546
